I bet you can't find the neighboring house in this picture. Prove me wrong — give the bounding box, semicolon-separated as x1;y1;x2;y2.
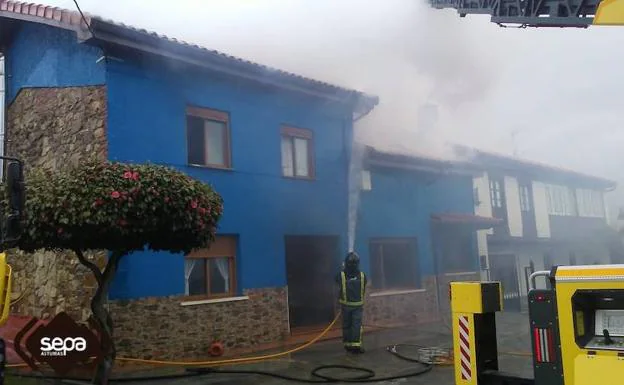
0;1;378;359
356;147;501;320
458;146;618;312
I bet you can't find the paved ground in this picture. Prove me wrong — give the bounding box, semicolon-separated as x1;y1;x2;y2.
7;312;534;384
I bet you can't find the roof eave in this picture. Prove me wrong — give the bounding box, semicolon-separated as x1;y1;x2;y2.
365;148;482;177
463;147;617;190
88;19;378;114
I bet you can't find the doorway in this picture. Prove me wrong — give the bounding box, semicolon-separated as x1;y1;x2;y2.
489;253;522;312
285;235;339;331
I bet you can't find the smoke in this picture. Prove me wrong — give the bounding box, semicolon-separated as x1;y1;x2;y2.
45;0;507;161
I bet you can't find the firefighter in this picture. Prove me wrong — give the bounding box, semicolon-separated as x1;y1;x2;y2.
335;251;367;354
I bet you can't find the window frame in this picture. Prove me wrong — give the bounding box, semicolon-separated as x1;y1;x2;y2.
184;236;237;300
280;126;315;179
369;238;419;291
186;106;233;170
546;184;576;216
519;184;531;212
489;179;502;208
577;188;605;218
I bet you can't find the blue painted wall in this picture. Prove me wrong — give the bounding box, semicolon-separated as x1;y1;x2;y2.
105;58;353;299
5;22;105;102
354;166;476;283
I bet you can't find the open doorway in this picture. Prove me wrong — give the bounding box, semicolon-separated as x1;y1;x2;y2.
285;235;339;332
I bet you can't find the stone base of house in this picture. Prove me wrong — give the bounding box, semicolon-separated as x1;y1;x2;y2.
109;288;289;360
364;276;439;327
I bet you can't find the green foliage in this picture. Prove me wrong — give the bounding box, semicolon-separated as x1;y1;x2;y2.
11;160;223;254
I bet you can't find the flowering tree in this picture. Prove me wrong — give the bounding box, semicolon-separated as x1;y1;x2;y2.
14;160;223;384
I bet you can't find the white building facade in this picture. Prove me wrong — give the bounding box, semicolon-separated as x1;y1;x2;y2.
468;150;617;311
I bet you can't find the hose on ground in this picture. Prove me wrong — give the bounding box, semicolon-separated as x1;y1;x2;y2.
7;344;434;383
187;360;432;383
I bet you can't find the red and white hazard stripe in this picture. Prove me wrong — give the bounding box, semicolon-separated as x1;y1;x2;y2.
458;315;472;381
533;327;555;363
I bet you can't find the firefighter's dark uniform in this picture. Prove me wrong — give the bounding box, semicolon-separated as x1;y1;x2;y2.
336;252;367;353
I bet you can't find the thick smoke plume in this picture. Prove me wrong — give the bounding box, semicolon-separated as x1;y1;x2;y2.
51;0;508;160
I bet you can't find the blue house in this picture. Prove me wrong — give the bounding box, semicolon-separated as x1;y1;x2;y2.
355;147;501;324
1;1;379;357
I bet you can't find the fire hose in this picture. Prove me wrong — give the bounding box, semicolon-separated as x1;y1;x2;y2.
5;312;443;383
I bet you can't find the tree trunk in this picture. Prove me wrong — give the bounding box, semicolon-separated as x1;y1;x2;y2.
76;250;124;385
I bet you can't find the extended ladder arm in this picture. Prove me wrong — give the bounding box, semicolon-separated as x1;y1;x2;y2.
429;0;624;27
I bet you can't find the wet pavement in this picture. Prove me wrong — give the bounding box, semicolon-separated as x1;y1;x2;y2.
8;312;534;384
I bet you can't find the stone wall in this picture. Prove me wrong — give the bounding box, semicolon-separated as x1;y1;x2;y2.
364;276;438;326
6;86;108;321
8;249;107;322
109;288;289;360
6;86;108;172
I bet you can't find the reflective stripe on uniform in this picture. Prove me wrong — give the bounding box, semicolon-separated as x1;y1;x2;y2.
339;271;365;306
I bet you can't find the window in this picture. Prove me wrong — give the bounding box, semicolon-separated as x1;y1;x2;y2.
184;235;237;298
489;179;502;208
576;189;605;217
545;184;576;216
186;106;231;168
281;126;314;178
370;238;418;290
519;184;531;212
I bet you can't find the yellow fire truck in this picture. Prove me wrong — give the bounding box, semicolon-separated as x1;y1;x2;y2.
451;265;624;385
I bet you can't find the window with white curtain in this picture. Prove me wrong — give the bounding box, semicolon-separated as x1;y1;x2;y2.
576;189;605;217
281;126;314;178
545;184;576;216
185;235;237;298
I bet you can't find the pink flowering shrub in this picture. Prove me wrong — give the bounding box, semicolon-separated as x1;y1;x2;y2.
18;159;223;254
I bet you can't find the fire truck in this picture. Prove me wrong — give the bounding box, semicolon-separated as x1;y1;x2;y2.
429;0;624;27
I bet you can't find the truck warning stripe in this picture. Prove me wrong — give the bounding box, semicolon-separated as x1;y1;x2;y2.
534;327;555;363
458;316;471;381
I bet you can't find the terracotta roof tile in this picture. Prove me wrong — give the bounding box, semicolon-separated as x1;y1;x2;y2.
0;0;377;107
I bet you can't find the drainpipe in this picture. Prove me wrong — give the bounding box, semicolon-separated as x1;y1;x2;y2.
0;52;5;179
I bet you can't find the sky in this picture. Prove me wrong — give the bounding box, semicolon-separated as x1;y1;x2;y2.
35;0;624;213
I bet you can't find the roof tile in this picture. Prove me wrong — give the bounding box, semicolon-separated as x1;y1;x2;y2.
0;0;377;105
